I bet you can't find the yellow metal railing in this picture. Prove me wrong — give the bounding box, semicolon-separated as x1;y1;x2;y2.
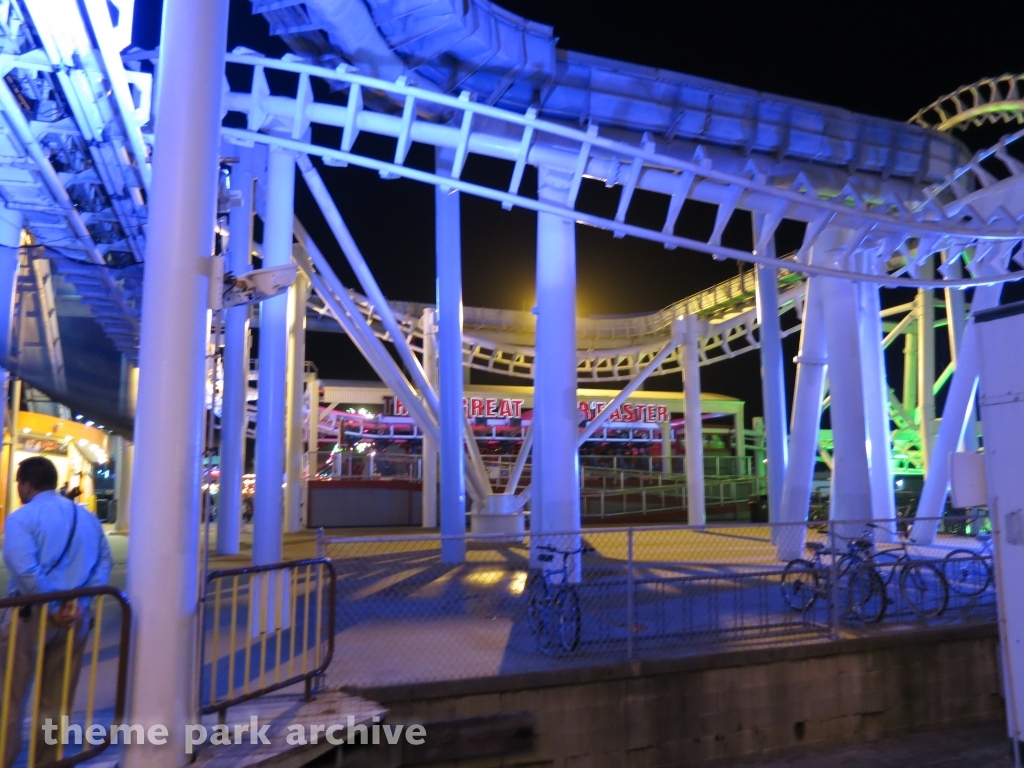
200;558;336;722
0;586;130;768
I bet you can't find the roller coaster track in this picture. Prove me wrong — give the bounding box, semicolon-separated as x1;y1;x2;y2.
912;73;1024;133
218;48;1024;384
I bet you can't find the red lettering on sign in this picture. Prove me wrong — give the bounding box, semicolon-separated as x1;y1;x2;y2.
394;398;409;417
485;398;497;417
511;399;524;418
498;399;512;418
470;397;484;417
658;405;669;423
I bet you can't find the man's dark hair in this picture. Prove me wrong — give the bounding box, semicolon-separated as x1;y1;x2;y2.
16;457;59;491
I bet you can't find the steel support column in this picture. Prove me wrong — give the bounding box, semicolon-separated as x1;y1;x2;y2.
917;262;937;469
753;222;788;523
217;153;255;554
821;275;876;528
912;284;1002;544
858;280;897;532
435;150;466;561
683;313;706;526
776;274;828;559
253;146;294;565
945;257;978;451
533;167;581;546
123;1;229;765
421;307;438;528
284;271;310;532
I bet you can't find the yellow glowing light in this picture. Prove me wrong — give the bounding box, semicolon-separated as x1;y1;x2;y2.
463;569;506;588
508;571;528;596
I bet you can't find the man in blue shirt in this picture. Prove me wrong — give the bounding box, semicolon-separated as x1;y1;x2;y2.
0;456;113;767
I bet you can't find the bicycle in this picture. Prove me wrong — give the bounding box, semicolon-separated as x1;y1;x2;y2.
944;532;993;597
865;524;949;619
781;539;887;624
526;544;592;653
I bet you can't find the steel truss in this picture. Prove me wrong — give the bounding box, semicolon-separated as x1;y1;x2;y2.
223;53;1024;291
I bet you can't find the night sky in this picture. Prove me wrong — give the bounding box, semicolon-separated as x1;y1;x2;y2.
133;0;1024;422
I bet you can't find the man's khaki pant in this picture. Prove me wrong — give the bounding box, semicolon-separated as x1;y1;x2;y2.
0;607;88;768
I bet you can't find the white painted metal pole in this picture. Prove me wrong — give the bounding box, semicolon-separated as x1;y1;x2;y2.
821;275;873;531
123;1;229;765
435;150;466;561
917;261;937;469
858;281;896;531
507;424;533;493
683;313;706;526
534;167;581;545
912;284;1002;545
944;256;978;451
252;146;294;565
753;215;788;523
284;271;310;532
421;307;438;527
903;330;918;416
776;278;827;560
217;156;255;555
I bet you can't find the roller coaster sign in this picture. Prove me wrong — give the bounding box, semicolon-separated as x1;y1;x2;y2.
385;396;669;424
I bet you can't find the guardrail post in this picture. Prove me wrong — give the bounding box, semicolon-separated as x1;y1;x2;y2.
627;527;635;660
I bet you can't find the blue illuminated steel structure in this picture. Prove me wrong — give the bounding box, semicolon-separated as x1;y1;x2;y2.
4;1;1024;763
3;1;1024;765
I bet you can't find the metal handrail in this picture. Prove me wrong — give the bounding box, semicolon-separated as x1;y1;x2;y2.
0;586;131;768
200;558;336;721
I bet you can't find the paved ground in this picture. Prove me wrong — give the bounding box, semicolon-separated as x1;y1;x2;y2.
750;722;1015;768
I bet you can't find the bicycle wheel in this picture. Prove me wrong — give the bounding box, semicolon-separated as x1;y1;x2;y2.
944;549;992;596
899;561;949;618
555;588;581;653
842;564;887;624
781;559;820;612
526;574;547;639
869;550;903;586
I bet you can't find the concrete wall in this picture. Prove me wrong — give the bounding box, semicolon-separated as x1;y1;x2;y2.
358;624;1003;767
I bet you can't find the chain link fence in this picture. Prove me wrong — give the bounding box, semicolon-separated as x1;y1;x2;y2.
319;516;994;688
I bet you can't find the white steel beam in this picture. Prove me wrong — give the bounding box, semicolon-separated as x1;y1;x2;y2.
252;145;293;566
683;313;706;526
421;307;438;528
217;151;256;555
123;1;229;765
436;150;467;560
533;166;581;553
776;273;828;560
296;155;439;418
754;215;789;525
912;283;1003;545
291;224;439;441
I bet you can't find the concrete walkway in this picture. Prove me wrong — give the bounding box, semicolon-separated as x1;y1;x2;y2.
751;722;1014;768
